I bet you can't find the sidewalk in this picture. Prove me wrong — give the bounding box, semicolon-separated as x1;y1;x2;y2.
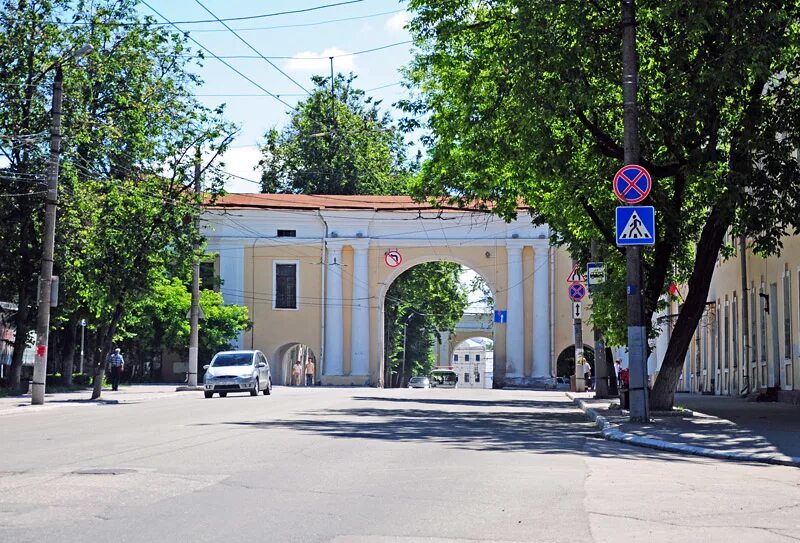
0;384;189;415
568;391;800;466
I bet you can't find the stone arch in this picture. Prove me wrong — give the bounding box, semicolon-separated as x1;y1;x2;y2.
555;345;595;380
271;342;318;386
377;255;497;384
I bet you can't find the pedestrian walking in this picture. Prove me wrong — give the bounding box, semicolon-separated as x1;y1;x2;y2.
292;361;302;386
108;348;124;391
305;357;315;386
614;359;622;381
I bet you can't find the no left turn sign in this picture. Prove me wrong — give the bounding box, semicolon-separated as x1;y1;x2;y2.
384;250;402;268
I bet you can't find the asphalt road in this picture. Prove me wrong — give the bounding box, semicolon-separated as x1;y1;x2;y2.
2;387;800;542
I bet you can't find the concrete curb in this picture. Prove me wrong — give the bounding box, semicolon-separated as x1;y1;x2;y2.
566;392;800;468
175;386;204;392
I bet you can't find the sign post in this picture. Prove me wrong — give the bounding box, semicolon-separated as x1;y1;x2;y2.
619;0;650;422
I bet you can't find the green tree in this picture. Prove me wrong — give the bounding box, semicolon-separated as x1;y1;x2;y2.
0;0;235;394
402;0;800;408
258;73;413;195
118;276;251;378
384;262;469;386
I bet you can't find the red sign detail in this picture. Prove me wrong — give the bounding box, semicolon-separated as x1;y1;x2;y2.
613;165;652;203
384;250;402;268
36;344;46;358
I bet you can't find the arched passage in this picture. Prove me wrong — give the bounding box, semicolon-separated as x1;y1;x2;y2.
555;345;595;380
272;342;318;386
378;258;496;388
447;336;494;388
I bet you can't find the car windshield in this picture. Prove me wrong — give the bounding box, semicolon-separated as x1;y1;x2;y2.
410;377;426;383
211;353;254;367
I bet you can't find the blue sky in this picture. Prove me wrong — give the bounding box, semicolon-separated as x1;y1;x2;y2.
143;0;414;192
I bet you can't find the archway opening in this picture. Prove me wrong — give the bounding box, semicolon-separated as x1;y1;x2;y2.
272;343;318;386
555;345;595;381
381;260;495;388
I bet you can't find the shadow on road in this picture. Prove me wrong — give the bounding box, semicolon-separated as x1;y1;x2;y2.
195;394;713;463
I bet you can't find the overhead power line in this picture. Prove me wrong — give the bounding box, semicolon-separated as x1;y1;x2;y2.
190;9;403;33
195;82;401;99
201;41;411;60
193;0;311;95
53;1;364;26
141;1;297;111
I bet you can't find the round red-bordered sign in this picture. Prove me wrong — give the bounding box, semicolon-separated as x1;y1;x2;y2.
384;250;402;268
613;165;652;204
568;283;586;302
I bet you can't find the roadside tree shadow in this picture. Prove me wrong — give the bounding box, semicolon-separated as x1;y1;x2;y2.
194;395;729;464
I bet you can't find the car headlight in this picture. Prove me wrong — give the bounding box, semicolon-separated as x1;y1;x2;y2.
205;374;215;381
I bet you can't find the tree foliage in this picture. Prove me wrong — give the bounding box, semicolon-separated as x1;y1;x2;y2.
0;0;237;394
259;73;414;195
402;0;800;406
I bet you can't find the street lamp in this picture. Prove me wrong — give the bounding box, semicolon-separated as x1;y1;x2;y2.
399;312;414;388
79;319;87;374
31;44;93;406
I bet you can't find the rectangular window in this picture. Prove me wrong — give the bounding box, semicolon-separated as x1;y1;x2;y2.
274;262;298;309
277;229;296;237
464;372;470;383
200;260;216;291
475;369;480;383
783;273;792;360
475;354;480;362
464;354;470;362
453;354;458;362
724;300;730;371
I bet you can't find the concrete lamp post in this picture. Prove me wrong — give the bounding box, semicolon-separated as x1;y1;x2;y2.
31;45;93;406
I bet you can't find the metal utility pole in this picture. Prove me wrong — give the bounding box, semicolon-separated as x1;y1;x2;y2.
31;45;92;405
573;260;585;392
187;157;201;388
621;0;649;422
591;242;609;398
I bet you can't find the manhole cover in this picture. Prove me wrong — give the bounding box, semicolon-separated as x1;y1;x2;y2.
72;468;137;475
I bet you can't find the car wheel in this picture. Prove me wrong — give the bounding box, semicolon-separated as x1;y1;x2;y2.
263;378;271;395
204;391;213;399
250;379;259;396
219;392;227;398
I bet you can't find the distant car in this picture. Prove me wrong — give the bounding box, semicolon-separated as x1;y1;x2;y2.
203;350;272;398
408;376;431;389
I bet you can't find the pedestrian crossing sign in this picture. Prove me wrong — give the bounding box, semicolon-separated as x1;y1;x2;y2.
616;206;655;246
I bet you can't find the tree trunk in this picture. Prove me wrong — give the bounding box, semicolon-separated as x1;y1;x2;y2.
8;292;31;393
91;304;125;400
60;319;78;386
650;202;731;409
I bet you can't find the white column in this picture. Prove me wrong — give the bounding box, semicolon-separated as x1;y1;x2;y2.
506;242;524;377
218;244;245;349
325;244;344;376
350;241;370;375
533;245;551;377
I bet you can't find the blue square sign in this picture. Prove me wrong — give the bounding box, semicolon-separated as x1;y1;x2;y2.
616;206;655;246
494;310;507;323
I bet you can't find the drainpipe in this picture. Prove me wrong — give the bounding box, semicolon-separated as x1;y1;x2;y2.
549;245;555;377
739;234;750;394
318;210;329;380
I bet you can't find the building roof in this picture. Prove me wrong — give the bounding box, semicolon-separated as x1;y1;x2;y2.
206;193;524;213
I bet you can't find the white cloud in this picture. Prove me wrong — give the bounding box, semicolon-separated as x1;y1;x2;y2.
285;47;355;74
384;11;410;33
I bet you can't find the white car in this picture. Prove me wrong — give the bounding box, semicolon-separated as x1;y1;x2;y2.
408;376;431;389
203;350;272;398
